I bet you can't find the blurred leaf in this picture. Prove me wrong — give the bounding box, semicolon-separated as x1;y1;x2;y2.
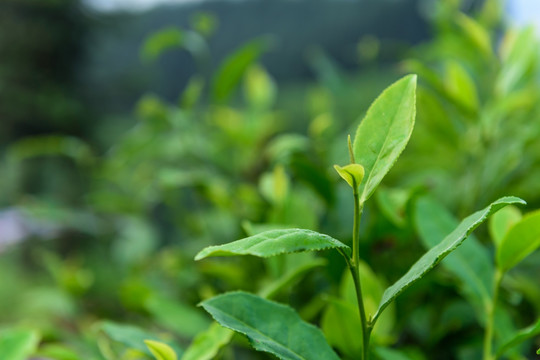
444;60;478;113
0;329;40;360
212;38;269;102
146;296;210;338
415;196;493;312
181;323;233;360
259;165;290;205
376;186;413;227
488;205;522;248
36;343;80;360
145;340;177;360
497;27;537;96
243;64;276;110
497;210;540;272
200;291;340;360
180;75;205;109
455;13;492;57
375;347;420;360
496;318;540;357
101;321;182;357
190;12;217;37
8;135;93;164
259;255;326;299
195;228;350;260
373;196;525;324
353;74;417;203
141;27;183;61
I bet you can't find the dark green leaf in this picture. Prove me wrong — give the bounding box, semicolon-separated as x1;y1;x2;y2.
373;196;525;324
200;291;340;360
195;228;350;260
415;196;494;312
353;74;417;203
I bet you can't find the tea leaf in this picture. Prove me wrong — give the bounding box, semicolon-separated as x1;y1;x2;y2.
145;340;178;360
195;229;350;260
497;210;540;272
353;74;416;203
334;164;365;190
444;60;479;113
0;329;40;360
372;196;525;324
181;323;233;360
415;196;494;312
496;317;540;357
200;291;340;360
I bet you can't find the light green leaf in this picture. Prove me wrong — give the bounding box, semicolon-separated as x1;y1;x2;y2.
334;164;365;190
455;13;492;57
497;210;540;272
181;323;233;360
195;228;350;260
372;196;525;324
488;205;522;248
444;60;479;112
200;291;340;360
496;318;540;357
415;196;494;312
353;74;416;203
212;38;269;102
145;340;178;360
0;329;40;360
141;27;183;61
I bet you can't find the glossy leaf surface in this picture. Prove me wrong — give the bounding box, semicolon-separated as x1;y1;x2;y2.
415;196;494;311
200;291;340;360
497;210;540;272
353;74;416;203
373;196;525;324
195;229;350;260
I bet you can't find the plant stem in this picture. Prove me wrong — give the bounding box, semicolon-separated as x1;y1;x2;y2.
483;269;503;360
349;189;371;360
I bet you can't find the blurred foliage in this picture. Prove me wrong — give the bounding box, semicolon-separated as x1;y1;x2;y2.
0;0;540;359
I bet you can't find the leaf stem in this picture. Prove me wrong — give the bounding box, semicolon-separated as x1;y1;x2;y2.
350;189;371;360
483;268;503;360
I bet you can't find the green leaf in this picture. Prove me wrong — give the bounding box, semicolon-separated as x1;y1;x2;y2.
195;228;350;260
0;329;40;360
181;323;233;360
414;196;494;312
353;74;416;203
212;38;269;102
145;340;178;360
372;196;525;324
141;27;183;61
200;291;340;360
455;13;492;57
334;164;365;190
488;205;522;248
497;210;540;272
496;318;540;357
444;60;479;112
145;296;210;338
100;321;182;357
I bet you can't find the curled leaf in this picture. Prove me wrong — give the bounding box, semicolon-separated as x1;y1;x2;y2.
334;164;365;190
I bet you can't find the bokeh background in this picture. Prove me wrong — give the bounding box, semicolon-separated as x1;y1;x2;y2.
1;0;540;359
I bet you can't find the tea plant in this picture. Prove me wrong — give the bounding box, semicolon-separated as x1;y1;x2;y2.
194;75;525;359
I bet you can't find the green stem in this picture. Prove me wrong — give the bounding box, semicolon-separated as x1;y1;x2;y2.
483;269;503;360
350;190;370;360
